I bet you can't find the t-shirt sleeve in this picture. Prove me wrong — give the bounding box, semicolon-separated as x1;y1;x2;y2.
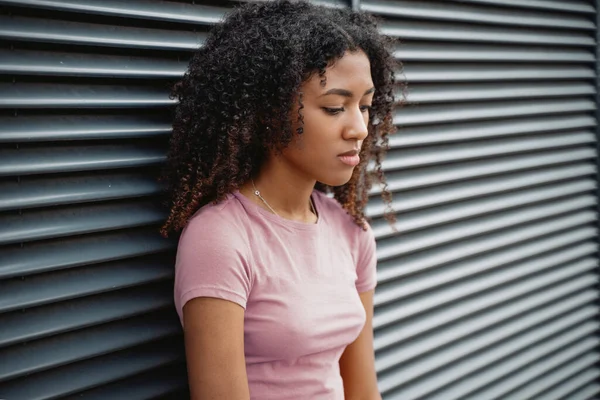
173;217;253;325
355;223;378;293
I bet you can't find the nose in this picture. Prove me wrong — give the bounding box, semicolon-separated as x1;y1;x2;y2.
343;106;369;141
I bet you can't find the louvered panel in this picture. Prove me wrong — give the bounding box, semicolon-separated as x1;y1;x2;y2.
364;0;599;398
0;2;192;397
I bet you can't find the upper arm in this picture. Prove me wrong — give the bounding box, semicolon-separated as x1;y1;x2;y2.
339;289;381;400
175;213;253;399
183;297;250;400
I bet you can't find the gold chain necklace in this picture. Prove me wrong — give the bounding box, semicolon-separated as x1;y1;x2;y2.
251;179;316;218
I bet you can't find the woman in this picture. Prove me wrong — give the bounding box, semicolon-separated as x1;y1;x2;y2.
160;1;398;398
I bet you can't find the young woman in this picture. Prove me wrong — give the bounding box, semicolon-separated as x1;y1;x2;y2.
160;1;398;398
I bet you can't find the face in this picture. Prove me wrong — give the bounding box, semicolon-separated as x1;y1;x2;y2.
282;50;374;187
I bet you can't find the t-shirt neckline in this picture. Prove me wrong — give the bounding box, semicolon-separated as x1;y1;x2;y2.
232;190;322;231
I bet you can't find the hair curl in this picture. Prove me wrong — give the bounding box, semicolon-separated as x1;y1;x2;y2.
160;0;400;237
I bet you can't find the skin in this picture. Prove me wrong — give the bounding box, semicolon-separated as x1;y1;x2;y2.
183;50;381;399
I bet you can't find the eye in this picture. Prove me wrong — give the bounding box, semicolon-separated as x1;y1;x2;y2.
322;107;344;115
360;105;373;113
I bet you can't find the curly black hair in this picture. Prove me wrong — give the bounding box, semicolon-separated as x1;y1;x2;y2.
160;0;400;237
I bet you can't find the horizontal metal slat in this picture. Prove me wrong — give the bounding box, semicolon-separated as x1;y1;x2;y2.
0;144;165;176
378;148;596;195
403;63;596;82
0;256;172;313
0;16;204;50
362;0;595;29
376;210;595;284
375;287;597;371
394;98;596;127
476;351;600;399
0;228;175;279
0;0;226;25
374;269;596;351
411;323;600;399
0;83;175;108
384;131;595;170
0;283;173;348
396;42;595;62
388;115;596;147
370;163;596;222
374;246;597;329
375;229;596;308
0;312;179;381
379;304;599;395
452;0;596;14
382;20;595;46
406;82;595;104
0;49;186;79
0;173;162;211
0;114;171;143
0;338;182;399
376;194;596;261
0;199;166;245
61;363;187;400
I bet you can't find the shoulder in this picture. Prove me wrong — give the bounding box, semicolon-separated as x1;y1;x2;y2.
178;193;251;249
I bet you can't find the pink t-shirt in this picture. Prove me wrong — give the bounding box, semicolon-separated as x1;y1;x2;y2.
174;189;377;399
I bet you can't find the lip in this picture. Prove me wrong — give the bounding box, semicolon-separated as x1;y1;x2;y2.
338;149;360;167
338;149;359;157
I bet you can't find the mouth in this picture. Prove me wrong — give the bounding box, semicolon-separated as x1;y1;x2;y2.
337;149;360;167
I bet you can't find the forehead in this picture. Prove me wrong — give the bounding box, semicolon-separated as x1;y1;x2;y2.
303;51;373;95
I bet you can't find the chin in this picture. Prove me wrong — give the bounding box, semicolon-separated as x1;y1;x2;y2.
317;171;355;187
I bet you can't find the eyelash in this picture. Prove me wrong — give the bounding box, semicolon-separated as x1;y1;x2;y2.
323;106;372;115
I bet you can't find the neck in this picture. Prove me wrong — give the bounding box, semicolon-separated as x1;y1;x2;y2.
241;156;317;222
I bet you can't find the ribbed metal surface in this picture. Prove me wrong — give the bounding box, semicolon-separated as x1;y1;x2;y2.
363;0;600;399
0;1;598;399
0;0;192;397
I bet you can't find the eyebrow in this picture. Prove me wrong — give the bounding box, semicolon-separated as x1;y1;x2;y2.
319;87;375;98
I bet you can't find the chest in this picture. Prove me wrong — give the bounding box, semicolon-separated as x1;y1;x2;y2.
243;229;365;363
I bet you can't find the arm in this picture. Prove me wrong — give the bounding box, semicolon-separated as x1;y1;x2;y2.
183;297;250;400
339;289;382;400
